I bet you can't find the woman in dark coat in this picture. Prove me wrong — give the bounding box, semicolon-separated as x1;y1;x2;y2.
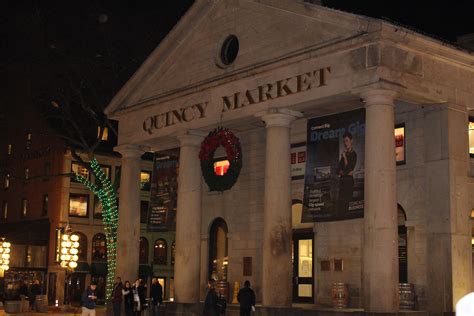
203;279;219;316
132;279;146;316
122;281;133;316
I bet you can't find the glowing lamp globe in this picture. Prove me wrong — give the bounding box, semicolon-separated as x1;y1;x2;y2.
68;261;77;269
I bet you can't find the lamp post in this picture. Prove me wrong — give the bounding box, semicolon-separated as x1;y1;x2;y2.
59;226;79;305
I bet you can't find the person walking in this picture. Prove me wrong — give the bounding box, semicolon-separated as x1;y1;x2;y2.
203;279;219;316
122;281;133;316
81;282;97;316
112;277;123;316
237;281;256;316
150;278;163;316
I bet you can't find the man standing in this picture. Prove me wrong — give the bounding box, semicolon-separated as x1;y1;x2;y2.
81;282;97;316
150;278;163;316
237;280;256;316
30;280;41;311
112;277;123;316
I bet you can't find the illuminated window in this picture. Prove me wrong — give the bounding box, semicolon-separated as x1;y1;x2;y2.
213;160;230;176
25;168;29;180
69;194;89;217
26;132;32;149
7;144;12;155
71;162;90;182
469;120;474;155
92;233;107;261
97;126;109;141
140;171;151;191
21;198;27;217
2;201;7;220
139;237;149;264
154;239;167;265
395;124;406;165
4;174;10;189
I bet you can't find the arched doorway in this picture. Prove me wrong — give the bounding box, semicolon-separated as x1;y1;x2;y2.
208;218;228;281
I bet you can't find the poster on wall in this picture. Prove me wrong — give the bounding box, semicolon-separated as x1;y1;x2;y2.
148;152;179;231
302;109;365;222
291;143;306;180
395;124;406;165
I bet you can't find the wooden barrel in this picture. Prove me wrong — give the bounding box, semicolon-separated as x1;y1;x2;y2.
399;283;415;310
216;281;229;302
35;295;49;313
5;301;21;313
331;283;349;308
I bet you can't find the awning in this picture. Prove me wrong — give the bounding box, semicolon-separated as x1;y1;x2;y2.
91;263;107;275
0;219;50;245
75;262;90;273
139;265;152;277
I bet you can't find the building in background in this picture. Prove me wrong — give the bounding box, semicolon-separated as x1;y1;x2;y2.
0;104;176;305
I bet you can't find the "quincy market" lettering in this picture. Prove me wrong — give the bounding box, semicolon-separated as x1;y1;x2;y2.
222;67;331;112
143;102;207;134
142;66;331;134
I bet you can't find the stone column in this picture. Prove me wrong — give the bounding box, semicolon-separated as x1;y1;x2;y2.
424;104;471;312
361;89;399;312
174;131;204;303
256;108;302;307
115;144;145;284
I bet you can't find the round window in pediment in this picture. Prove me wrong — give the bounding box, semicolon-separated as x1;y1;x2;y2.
220;35;239;66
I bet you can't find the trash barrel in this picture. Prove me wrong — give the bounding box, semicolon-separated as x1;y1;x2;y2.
35;295;49;313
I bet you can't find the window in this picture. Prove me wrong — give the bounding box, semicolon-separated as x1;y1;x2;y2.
26;132;32;149
171;241;175;265
42;194;49;216
140;201;149;224
21;198;27;217
114;166;121;188
220;35;239;66
7;144;12;155
140;171;151;191
73;232;88;261
139;237;149;264
92;233;107;261
154;239;167;265
100;165;111;180
213;159;230;176
69;194;89;217
71;162;90;182
469;119;474;156
4;174;10;189
25;168;29;180
97;126;109;141
395;124;406;165
2;201;7;220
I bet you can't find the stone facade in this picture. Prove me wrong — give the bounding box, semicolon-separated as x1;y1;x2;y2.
106;0;474;313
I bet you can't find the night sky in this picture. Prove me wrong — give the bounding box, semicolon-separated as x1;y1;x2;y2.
1;0;473;119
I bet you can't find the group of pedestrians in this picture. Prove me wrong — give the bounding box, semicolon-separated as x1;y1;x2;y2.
203;279;256;316
81;277;163;316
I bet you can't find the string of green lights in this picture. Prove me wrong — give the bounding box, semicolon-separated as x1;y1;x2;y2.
75;157;118;301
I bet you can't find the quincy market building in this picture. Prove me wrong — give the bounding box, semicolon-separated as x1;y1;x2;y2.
106;0;473;314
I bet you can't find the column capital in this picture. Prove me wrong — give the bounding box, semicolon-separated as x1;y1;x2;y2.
360;89;398;106
176;130;206;147
255;108;303;128
114;144;149;159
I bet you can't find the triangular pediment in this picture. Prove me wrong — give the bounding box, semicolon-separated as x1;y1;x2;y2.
107;0;377;115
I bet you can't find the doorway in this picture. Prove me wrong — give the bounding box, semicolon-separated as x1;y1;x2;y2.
208;218;229;281
293;230;314;303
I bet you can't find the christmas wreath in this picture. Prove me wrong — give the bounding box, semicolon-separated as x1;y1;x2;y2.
199;127;242;191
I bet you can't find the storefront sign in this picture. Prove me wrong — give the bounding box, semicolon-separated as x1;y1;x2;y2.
302;109;365;222
291;144;306;180
142;66;331;135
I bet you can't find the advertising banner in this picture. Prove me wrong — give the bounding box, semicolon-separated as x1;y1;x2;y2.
148;154;179;231
302;109;365;222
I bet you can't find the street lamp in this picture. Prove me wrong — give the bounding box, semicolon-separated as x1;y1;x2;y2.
60;227;79;271
0;238;11;271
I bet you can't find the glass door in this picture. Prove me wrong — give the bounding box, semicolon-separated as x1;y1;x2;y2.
293;232;314;303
